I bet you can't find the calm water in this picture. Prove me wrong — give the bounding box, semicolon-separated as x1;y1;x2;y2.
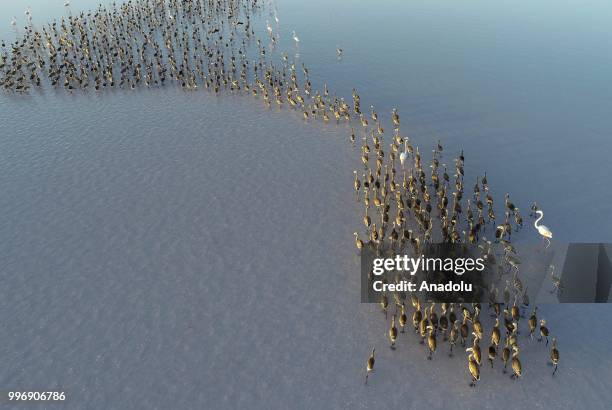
2;2;612;408
2;0;612;241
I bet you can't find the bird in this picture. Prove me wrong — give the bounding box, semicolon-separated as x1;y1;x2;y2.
469;336;482;366
534;210;553;248
550;338;559;375
467;352;480;387
353;171;361;199
266;20;272;36
388;314;398;349
64;0;70;7
528;307;537;339
502;338;511;373
399;140;408;169
365;348;375;384
539;319;549;345
291;30;300;46
391;108;400;127
353;232;363;251
412;300;423;332
488;343;497;368
491;318;501;347
511;345;522;380
448;322;458;356
10;16;17;26
336;47;343;58
426;324;437;360
399;303;407;333
380;293;389;318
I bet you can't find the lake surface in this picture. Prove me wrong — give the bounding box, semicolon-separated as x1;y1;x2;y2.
2;1;612;409
3;0;612;241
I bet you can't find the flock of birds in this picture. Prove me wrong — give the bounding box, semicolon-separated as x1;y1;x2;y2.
2;0;559;389
357;139;561;385
349;66;559;387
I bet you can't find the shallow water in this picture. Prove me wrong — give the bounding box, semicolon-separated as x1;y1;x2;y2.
2;1;612;409
278;0;612;242
4;0;612;240
2;87;611;410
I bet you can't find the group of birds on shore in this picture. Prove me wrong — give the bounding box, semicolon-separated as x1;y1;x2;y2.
2;0;560;389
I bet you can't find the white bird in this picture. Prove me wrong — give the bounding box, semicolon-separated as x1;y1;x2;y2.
399;151;407;168
399;140;408;168
10;16;17;26
292;30;300;45
534;210;552;248
273;10;279;25
266;20;272;35
64;0;70;7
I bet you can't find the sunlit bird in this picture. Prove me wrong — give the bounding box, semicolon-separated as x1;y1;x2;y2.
534;210;553;248
365;348;375;384
266;20;272;36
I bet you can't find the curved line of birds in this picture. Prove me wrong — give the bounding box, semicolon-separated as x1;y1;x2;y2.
2;0;558;389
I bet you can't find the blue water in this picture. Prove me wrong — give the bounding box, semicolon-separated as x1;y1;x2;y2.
3;0;611;241
2;2;612;408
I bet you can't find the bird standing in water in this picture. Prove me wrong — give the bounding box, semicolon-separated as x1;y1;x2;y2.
365;348;375;384
292;30;300;46
534;210;553;248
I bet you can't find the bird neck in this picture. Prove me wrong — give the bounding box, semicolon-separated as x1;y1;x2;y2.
534;211;543;227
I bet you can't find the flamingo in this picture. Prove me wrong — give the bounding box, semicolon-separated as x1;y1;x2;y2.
534;210;552;248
